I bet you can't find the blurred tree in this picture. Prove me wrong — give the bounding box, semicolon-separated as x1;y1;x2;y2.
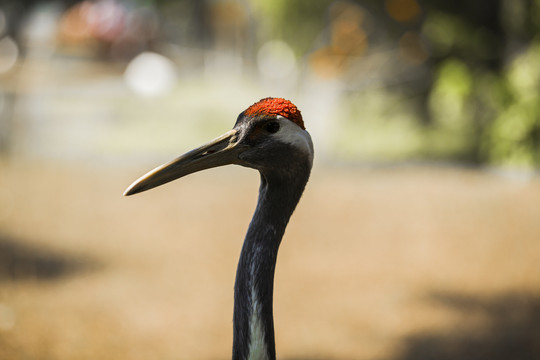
253;0;333;56
348;0;540;166
418;0;540;165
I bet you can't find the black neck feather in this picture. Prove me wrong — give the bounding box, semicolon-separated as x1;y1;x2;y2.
232;160;311;360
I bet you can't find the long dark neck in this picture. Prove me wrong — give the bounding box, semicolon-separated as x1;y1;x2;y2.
232;168;310;360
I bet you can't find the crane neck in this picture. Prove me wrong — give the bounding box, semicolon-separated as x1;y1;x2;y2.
232;166;311;360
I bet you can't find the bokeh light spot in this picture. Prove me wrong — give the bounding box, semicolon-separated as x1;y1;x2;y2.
124;52;177;97
257;40;297;81
0;36;19;73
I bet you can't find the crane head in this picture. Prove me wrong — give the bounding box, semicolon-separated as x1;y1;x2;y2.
124;97;314;196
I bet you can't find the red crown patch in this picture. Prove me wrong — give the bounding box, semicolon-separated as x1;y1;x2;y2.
244;98;304;130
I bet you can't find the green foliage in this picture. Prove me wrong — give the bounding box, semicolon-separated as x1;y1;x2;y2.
485;40;540;168
423;11;499;61
253;0;333;55
336;90;424;162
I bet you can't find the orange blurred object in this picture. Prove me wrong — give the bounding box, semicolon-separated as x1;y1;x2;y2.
385;0;421;23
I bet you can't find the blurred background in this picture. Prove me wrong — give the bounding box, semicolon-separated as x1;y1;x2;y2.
1;0;540;359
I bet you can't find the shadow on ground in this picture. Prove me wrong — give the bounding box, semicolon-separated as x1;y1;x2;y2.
393;290;540;360
0;233;100;282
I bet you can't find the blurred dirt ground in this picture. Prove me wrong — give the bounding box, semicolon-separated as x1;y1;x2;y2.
0;160;539;360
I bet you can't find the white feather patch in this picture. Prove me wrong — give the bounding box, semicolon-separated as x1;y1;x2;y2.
248;286;269;360
274;116;314;162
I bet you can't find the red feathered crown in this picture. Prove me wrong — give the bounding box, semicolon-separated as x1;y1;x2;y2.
244;97;304;130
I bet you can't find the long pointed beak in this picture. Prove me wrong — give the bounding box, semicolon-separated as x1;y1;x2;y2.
124;129;245;196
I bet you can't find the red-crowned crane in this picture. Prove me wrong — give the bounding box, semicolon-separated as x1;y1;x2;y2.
124;98;314;360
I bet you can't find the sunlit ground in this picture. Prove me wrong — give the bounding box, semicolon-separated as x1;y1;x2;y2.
0;160;539;360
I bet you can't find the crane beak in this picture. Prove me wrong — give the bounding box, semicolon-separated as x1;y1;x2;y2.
124;129;245;196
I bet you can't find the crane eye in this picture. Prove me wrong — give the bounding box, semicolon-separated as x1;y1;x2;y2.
265;121;280;134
